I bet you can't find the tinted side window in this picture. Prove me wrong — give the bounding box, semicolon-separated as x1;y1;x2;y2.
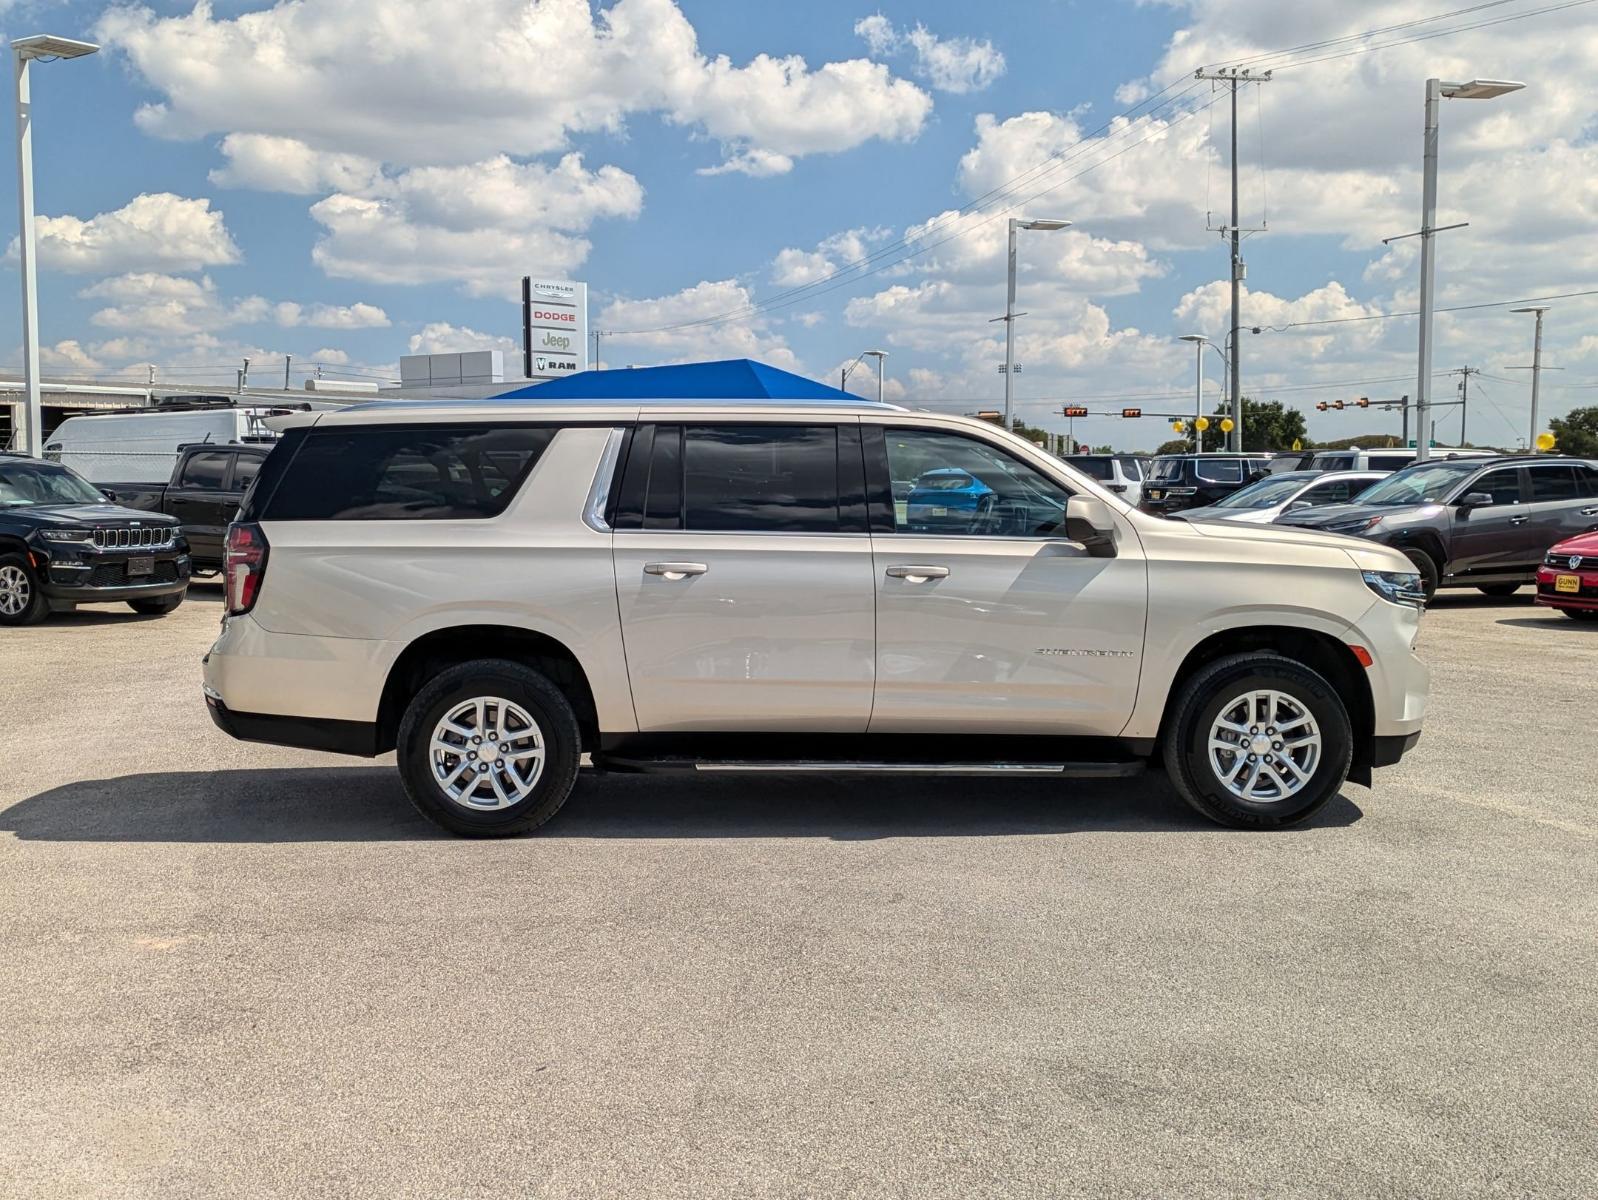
180;450;232;489
885;428;1072;537
1307;478;1356;504
1066;457;1114;480
1117;457;1144;480
1576;464;1598;497
1472;469;1523;506
681;425;843;533
1528;465;1579;502
1369;454;1413;471
1195;459;1244;483
232;455;262;490
262;425;555;520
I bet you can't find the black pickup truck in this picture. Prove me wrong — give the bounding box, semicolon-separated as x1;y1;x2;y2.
104;443;269;571
0;453;191;625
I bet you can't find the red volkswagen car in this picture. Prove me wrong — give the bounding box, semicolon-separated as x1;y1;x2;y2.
1536;531;1598;620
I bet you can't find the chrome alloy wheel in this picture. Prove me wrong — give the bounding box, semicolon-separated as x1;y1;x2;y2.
0;564;31;617
1206;689;1323;803
429;696;546;811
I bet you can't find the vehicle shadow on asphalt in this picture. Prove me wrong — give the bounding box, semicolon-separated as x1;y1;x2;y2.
1;768;1363;842
1497;616;1594;631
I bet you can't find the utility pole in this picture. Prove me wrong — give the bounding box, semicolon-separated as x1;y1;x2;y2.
1399;394;1410;445
1194;67;1271;452
283;354;292;390
591;329;604;370
1452;366;1480;445
1510;306;1550;449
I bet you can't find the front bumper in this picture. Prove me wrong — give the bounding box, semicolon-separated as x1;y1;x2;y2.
1535;564;1598;610
39;550;191;603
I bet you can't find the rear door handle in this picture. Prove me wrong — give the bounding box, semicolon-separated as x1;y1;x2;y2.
1508;515;1529;525
885;564;950;582
1580;506;1598;516
643;562;707;579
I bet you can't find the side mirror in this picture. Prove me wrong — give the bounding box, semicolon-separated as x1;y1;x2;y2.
1065;495;1118;557
1457;491;1493;510
100;488;117;501
1286;499;1312;512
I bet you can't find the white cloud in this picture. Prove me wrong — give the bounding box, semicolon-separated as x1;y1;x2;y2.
406;323;520;355
5;193;239;274
80;273;389;337
308;153;643;297
854;15;1005;94
99;0;931;174
598;279;799;369
697;148;794;178
770;226;888;286
40;340;104;375
210;134;385;195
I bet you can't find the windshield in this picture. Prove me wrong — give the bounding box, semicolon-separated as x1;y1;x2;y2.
1309;453;1356;471
1356;461;1477;505
1214;475;1309;509
1149;457;1185;481
0;460;105;507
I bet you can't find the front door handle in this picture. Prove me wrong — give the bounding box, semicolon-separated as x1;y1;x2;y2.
885;564;950;582
1508;515;1529;525
1580;506;1598;516
643;562;708;579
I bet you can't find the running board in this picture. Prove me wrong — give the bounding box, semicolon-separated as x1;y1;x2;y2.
592;757;1145;779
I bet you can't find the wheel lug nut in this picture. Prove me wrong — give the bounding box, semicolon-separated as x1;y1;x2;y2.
1248;754;1257;762
477;764;488;774
471;735;481;745
467;751;476;760
1250;727;1259;734
1273;742;1282;750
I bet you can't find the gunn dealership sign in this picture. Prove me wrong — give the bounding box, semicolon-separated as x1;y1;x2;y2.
521;278;589;375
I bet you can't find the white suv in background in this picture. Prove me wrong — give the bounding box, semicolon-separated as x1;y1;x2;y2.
1060;453;1147;506
203;400;1429;837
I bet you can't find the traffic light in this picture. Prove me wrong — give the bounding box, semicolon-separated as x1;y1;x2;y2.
1333;399;1345;410
1316;402;1328;412
1120;407;1142;418
1356;397;1370;408
1063;406;1089;418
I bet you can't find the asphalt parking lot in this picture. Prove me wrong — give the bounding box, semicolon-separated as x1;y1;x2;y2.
2;586;1594;1198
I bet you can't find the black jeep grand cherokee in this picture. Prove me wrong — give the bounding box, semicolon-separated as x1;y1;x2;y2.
0;454;191;625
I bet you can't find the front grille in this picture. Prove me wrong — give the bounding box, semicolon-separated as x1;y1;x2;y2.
87;560;181;588
93;525;174;549
1544;553;1591;570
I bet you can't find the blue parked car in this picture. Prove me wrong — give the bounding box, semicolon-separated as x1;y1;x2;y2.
905;467;998;533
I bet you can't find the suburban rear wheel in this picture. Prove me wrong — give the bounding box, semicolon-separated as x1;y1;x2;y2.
1401;548;1440;602
0;553;49;626
128;591;185;615
396;658;580;837
1476;583;1521;597
1163;652;1353;829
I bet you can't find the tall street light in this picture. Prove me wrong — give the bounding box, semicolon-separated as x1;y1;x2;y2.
1179;334;1208;453
1000;217;1070;430
841;348;888;402
1509;305;1549;450
12;34;99;458
1413;76;1523;463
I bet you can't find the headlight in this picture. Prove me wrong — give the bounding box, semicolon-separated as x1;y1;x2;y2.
39;529;93;543
1329;516;1384;534
1362;570;1426;607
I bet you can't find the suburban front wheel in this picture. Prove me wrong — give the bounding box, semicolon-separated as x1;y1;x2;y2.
1162;652;1354;829
396;659;581;837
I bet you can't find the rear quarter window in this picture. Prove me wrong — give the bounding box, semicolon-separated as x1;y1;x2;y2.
1195;459;1245;483
259;425;557;520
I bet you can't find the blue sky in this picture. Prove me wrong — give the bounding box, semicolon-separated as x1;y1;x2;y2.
2;0;1595;449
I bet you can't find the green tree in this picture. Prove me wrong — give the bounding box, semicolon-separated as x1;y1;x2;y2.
1549;406;1598;457
1153;438;1191;456
1211;397;1308;452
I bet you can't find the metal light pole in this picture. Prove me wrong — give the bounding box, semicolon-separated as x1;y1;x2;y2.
1000;217;1070;430
1510;305;1549;450
1180;335;1207;453
11;34;98;457
1413;77;1523;462
841;348;888;400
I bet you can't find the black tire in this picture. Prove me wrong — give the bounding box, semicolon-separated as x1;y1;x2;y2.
128;591;186;615
1400;547;1440;602
1561;607;1598;622
1476;583;1521;598
1162;652;1353;829
396;658;581;837
0;552;50;626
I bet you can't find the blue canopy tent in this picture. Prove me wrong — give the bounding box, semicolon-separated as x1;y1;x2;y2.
494;358;865;402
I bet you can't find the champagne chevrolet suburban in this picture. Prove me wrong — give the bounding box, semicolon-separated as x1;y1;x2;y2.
202;400;1430;836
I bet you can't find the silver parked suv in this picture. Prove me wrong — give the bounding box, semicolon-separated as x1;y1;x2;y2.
203;400;1430;836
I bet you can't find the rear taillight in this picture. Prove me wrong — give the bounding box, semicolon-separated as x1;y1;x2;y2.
224;522;269;616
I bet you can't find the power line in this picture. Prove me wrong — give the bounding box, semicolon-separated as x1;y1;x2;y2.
1256;288;1598;331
